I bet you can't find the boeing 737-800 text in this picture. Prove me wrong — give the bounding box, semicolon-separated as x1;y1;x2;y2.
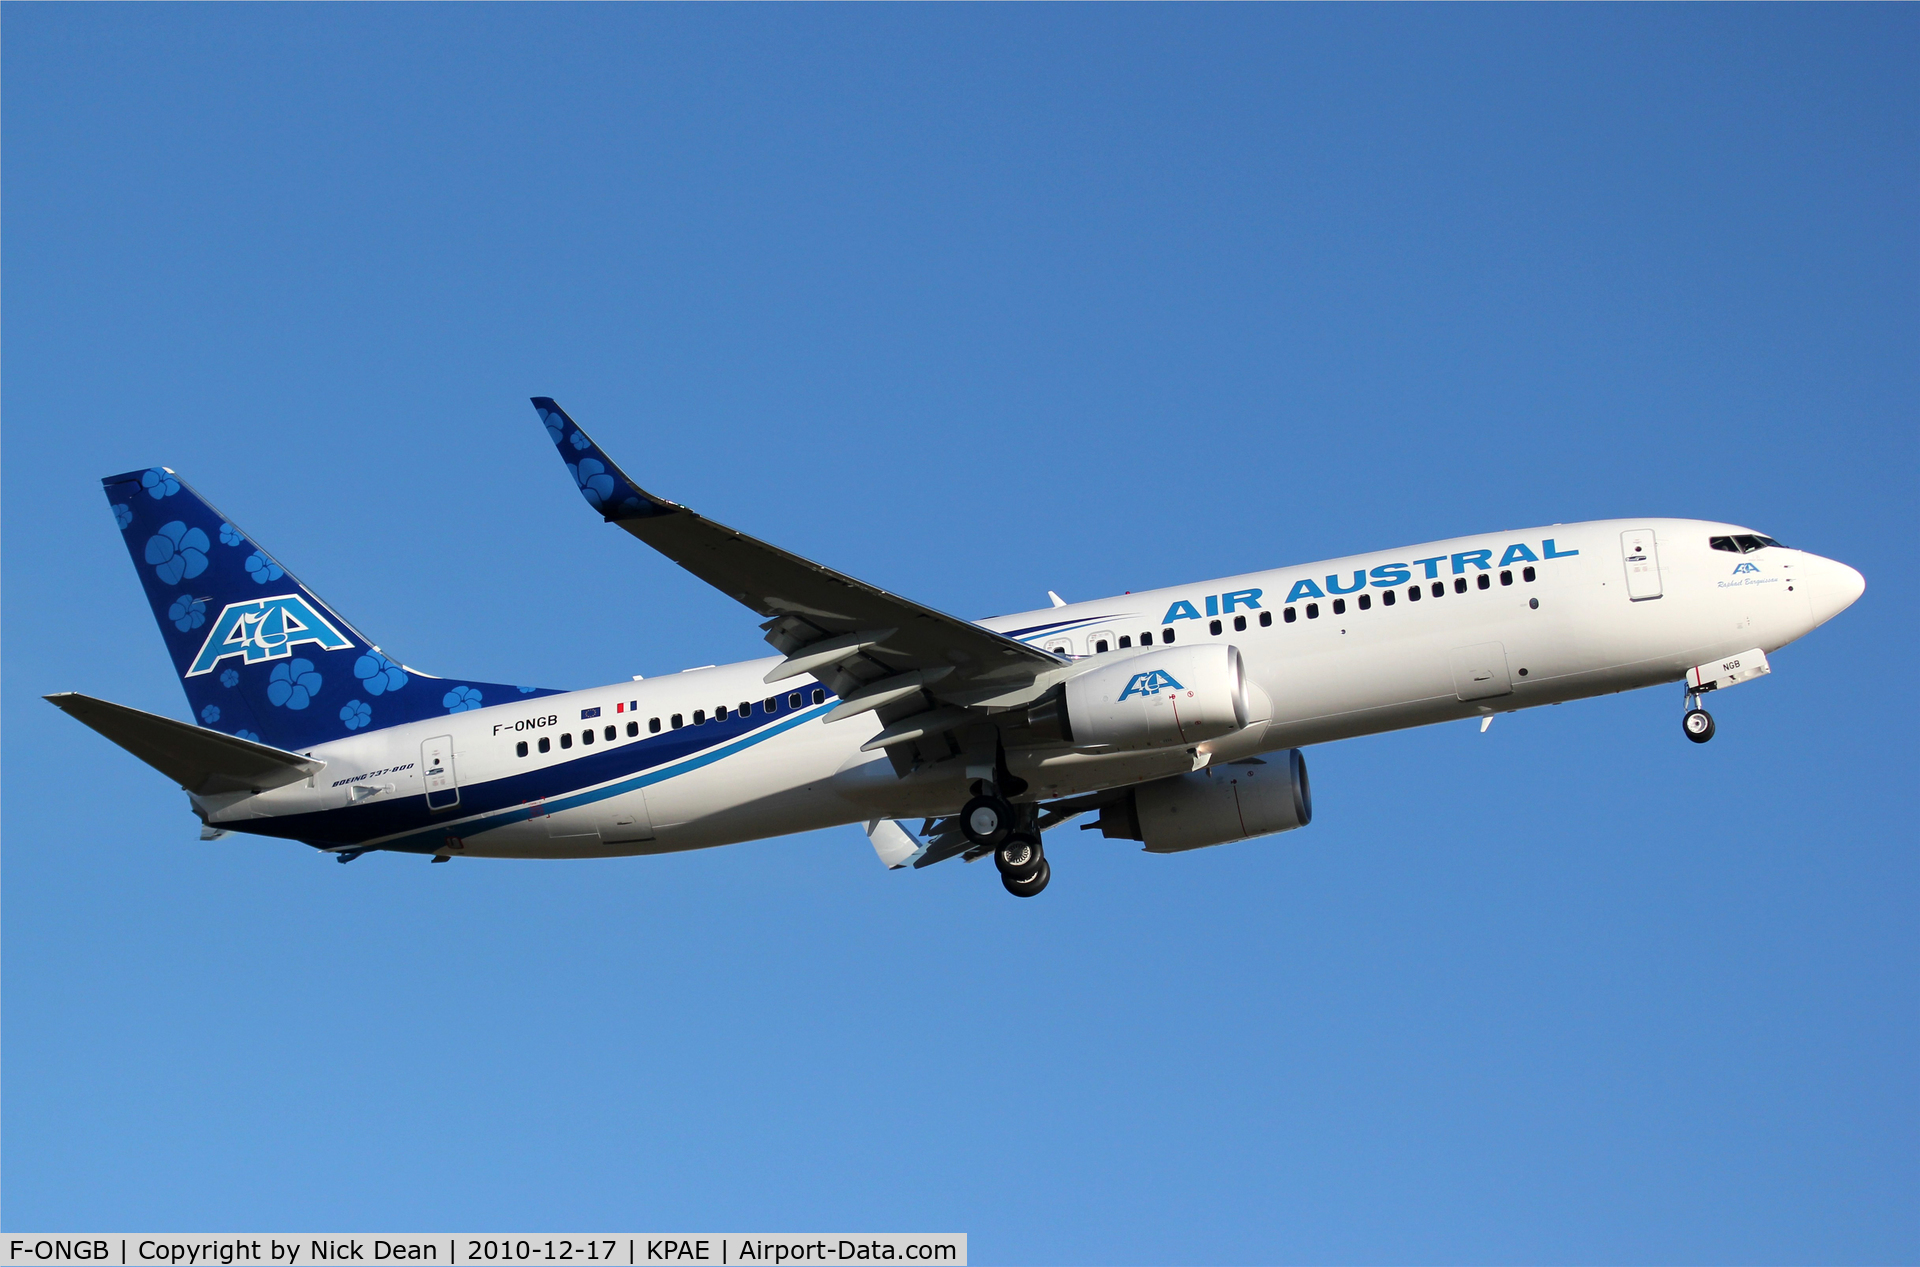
51;399;1866;895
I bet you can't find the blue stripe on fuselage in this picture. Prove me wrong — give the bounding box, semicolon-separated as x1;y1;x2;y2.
366;699;837;853
266;701;834;850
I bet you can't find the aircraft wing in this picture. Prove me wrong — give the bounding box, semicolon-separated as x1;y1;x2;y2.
532;399;1065;747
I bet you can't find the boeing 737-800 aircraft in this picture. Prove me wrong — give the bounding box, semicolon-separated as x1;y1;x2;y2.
52;399;1866;895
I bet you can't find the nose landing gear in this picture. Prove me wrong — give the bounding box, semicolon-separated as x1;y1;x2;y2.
1682;686;1716;744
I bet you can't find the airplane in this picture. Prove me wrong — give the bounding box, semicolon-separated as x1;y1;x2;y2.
50;398;1866;896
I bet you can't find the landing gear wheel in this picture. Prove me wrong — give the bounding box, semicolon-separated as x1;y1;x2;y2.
994;833;1043;877
1002;857;1050;897
1683;708;1716;743
960;795;1014;847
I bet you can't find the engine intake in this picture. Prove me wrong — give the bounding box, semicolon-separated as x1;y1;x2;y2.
1050;644;1250;751
1095;749;1311;853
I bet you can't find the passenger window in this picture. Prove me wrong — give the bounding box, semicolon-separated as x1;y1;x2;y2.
516;740;529;758
1477;573;1491;590
650;717;661;733
1141;631;1153;646
740;701;752;717
765;698;779;712
1162;628;1175;643
1357;594;1371;611
1284;607;1296;623
789;693;802;709
1095;639;1110;652
1455;577;1467;593
812;688;825;704
1306;603;1320;619
1408;585;1421;602
560;733;573;749
627;721;639;737
1500;569;1513;586
1523;566;1536;582
1382;589;1395;606
1332;598;1346;615
715;704;729;721
538;736;551;753
1234;615;1247;631
1210;619;1223;635
671;713;684;729
1119;635;1133;648
693;709;706;725
1431;581;1444;598
1258;611;1272;627
582;729;595;745
603;725;614;740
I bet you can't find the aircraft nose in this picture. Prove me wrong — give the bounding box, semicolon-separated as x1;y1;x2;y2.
1805;555;1866;628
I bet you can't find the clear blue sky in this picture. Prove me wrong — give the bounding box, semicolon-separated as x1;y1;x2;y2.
4;6;1914;1261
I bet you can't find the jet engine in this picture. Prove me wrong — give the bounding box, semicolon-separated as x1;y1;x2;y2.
1093;749;1311;852
1027;645;1250;751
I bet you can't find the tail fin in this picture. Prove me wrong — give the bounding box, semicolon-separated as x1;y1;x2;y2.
101;467;558;751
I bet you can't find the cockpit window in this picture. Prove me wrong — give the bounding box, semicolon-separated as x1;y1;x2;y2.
1710;534;1786;554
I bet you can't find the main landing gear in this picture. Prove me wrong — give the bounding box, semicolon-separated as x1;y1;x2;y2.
995;832;1049;897
961;788;1051;897
1682;687;1716;744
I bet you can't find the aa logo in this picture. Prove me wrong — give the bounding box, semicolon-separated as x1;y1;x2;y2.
1117;669;1184;701
186;594;353;676
1732;561;1761;575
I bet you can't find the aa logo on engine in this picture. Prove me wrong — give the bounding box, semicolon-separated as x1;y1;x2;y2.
1118;669;1184;701
186;594;354;676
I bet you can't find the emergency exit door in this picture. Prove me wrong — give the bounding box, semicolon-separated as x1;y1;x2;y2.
422;735;459;810
1621;528;1663;601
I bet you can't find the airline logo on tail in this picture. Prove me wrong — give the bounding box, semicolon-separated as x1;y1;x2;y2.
186;595;353;676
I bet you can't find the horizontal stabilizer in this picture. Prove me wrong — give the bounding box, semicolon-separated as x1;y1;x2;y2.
46;692;325;795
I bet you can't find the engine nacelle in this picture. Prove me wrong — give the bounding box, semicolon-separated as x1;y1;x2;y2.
1095;749;1312;853
1056;645;1250;751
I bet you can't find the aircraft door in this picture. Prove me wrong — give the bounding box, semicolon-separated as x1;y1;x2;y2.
422;735;459;810
1449;642;1513;702
1621;528;1663;601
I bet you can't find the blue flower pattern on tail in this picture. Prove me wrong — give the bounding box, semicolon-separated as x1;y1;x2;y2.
169;594;208;631
246;551;285;584
268;658;322;710
113;504;133;530
146;521;210;585
220;523;243;547
201;705;221;724
142;469;180;500
340;699;372;730
443;685;483;713
220;669;239;688
354;651;408;695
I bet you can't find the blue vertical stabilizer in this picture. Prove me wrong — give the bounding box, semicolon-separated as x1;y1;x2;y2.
102;467;560;751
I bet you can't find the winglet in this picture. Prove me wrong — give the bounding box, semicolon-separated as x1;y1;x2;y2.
531;398;677;522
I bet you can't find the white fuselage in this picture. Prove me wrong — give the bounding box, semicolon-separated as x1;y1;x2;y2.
201;518;1863;859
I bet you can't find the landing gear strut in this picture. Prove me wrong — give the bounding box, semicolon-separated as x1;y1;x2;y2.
1683;687;1715;744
